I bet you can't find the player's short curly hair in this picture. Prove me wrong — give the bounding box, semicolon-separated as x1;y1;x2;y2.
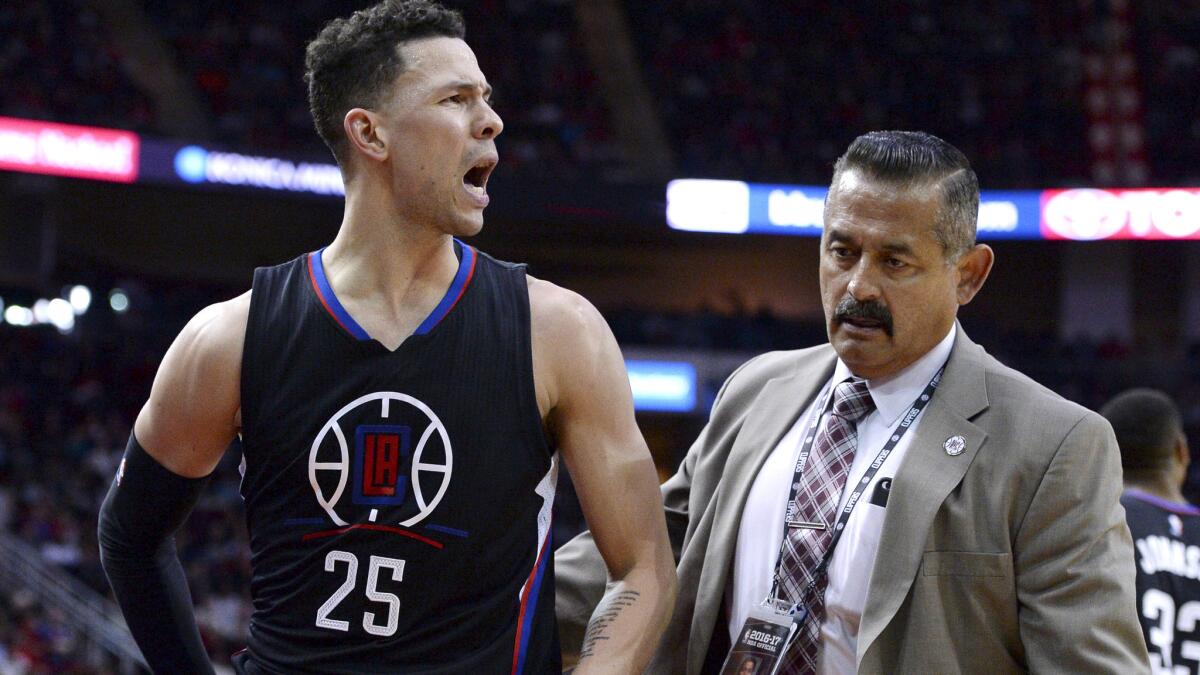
304;0;465;166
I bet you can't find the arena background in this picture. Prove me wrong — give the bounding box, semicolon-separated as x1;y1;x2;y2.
1;0;1198;672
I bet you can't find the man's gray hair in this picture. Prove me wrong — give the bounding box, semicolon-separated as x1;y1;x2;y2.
829;130;979;260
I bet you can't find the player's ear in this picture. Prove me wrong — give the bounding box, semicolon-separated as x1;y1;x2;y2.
344;108;388;163
1177;432;1190;470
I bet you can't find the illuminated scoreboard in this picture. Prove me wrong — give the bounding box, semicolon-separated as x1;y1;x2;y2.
667;179;1200;241
1;116;1197;241
0;116;342;198
0;116;139;183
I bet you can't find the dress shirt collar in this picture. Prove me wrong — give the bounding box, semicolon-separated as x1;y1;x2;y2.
830;323;957;427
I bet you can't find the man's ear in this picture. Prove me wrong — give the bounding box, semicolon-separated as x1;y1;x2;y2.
955;243;994;306
343;108;388;163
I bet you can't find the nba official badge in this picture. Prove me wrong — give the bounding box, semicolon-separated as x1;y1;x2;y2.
943;435;966;456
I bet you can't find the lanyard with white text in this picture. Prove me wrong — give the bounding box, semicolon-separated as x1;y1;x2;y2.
766;366;945;613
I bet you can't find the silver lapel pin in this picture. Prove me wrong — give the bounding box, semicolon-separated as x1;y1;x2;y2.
944;435;967;456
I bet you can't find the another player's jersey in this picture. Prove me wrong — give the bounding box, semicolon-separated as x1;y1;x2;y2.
239;241;558;674
1123;489;1200;674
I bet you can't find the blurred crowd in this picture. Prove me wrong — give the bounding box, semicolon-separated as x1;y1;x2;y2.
145;0;613;178
0;324;249;671
3;1;1198;186
1133;2;1200;184
0;589;113;674
0;0;156;135
0;0;611;180
629;0;1091;187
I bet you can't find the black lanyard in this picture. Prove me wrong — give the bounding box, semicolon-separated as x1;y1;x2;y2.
767;366;945;610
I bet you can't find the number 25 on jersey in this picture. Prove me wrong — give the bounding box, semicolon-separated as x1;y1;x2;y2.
316;550;406;637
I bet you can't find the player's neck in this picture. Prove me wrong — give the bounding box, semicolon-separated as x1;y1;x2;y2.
329;220;451;272
327;196;458;295
1126;477;1187;505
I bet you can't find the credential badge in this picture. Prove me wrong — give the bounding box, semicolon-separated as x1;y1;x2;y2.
944;435;967;456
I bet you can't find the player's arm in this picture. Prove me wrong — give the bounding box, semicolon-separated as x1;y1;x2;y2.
98;292;249;674
530;279;677;674
1013;412;1150;673
555;351;763;660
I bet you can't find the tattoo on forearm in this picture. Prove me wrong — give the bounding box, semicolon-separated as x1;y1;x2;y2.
579;590;641;659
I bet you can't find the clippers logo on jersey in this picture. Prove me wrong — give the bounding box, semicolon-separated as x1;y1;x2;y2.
353;425;409;504
309;392;453;528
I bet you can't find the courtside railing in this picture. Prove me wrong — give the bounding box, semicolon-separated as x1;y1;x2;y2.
0;532;146;672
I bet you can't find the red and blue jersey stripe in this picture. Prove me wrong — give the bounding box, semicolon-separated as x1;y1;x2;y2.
511;453;559;674
307;240;478;342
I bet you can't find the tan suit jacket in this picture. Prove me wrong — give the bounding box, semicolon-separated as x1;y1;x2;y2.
556;328;1149;673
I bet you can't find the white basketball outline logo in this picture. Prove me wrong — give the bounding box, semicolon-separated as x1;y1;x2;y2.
308;391;453;528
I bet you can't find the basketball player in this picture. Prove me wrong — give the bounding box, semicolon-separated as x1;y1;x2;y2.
1102;388;1200;674
97;2;676;673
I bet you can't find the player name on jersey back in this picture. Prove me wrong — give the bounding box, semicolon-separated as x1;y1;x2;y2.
1137;534;1200;580
1123;490;1200;675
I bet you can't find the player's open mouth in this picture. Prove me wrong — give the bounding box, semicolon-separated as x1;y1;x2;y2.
462;157;497;199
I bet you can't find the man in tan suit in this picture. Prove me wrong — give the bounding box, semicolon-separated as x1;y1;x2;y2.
556;131;1148;673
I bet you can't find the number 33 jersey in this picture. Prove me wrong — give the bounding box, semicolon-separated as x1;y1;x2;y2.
238;241;559;674
1123;489;1200;674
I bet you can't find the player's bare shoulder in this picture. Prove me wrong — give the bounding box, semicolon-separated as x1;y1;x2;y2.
173;291;252;381
527;275;609;347
135;291;251;476
526;275;619;416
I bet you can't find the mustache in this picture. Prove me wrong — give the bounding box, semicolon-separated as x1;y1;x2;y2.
834;297;894;336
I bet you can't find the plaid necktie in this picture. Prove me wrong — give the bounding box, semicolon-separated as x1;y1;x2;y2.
778;378;875;675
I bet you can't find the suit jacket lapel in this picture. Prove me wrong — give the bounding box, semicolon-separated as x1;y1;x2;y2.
687;348;836;672
856;328;991;662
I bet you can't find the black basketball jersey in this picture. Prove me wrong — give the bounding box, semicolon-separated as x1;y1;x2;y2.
238;240;560;674
1123;489;1200;674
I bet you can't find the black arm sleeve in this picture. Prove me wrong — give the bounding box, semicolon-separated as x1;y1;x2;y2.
98;433;217;675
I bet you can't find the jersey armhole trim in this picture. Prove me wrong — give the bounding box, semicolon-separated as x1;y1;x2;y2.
240;267;268;442
511;522;553;674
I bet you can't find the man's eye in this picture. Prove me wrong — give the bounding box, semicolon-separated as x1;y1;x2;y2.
442;95;464;104
886;257;907;269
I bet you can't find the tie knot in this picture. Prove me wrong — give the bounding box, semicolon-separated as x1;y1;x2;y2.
831;378;874;423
